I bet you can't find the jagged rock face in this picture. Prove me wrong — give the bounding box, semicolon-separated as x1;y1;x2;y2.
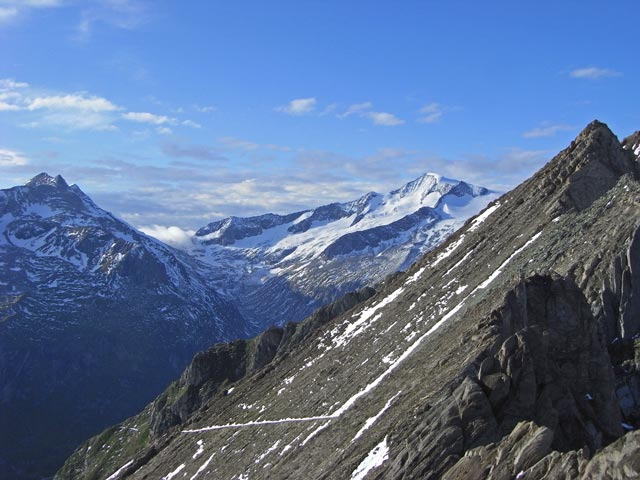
58;121;640;480
0;174;249;480
387;274;621;479
186;173;496;328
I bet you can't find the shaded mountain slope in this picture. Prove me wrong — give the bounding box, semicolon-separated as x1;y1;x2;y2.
60;121;640;479
0;175;248;480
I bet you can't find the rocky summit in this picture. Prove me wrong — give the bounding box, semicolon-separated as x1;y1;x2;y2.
57;121;640;480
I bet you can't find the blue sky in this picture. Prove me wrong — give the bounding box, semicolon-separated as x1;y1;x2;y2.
1;0;638;234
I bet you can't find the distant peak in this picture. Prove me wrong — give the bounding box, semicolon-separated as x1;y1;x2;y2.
622;131;640;155
26;172;69;189
575;119;616;144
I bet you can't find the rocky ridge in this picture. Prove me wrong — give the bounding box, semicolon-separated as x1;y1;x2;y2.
58;120;640;479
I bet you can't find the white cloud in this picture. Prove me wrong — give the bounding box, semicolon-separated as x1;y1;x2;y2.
0;7;18;23
0;148;28;166
365;111;404;126
276;97;316;115
338;102;404;126
0;97;20;111
122;111;174;125
0;78;199;133
194;104;216;113
181;119;201;129
77;0;149;39
27;94;120;112
569;67;621;79
418;103;442;123
0;78;29;89
522;123;574;138
0;0;65;25
139;225;195;248
338;102;373;118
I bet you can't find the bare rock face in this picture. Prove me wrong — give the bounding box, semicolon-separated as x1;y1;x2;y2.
581;429;640;479
387;274;622;479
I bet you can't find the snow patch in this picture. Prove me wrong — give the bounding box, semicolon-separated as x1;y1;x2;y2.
300;422;331;446
432;235;465;266
352;393;401;441
351;437;389;480
105;460;133;480
405;266;426;284
162;464;185;480
468;202;500;232
330;287;405;348
476;231;542;290
255;440;281;463
193;439;204;459
190;453;215;480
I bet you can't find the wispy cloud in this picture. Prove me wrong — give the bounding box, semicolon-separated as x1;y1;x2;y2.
23;93;121;130
161;143;227;162
0;0;65;25
365;111;404;126
569;67;622;79
77;0;150;39
27;94;120;112
418;103;443;123
0;147;28;166
522;123;574;138
0;78;200;133
122;111;174;125
181;119;201;129
0;6;18;23
194;104;216;113
337;102;373;119
219;136;260;151
0;78;29;89
338;102;404;126
276;97;316;115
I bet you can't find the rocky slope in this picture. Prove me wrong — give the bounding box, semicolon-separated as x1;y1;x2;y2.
182;173;496;328
0;174;248;480
58;121;640;479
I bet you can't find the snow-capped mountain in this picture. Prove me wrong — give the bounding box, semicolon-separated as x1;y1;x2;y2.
185;173;497;328
0;173;248;480
60;122;640;480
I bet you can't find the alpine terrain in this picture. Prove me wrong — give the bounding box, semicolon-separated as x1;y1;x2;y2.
178;173;496;329
0;174;248;480
0;172;492;479
58;121;640;479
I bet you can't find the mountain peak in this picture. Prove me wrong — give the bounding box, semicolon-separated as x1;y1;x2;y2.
26;172;69;189
622;130;640;156
520;120;637;215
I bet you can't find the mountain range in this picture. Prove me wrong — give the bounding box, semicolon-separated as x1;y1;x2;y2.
0;170;492;478
56;121;640;479
184;172;495;328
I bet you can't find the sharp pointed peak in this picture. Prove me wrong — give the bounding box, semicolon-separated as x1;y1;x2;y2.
573;119;617;145
26;172;69;189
